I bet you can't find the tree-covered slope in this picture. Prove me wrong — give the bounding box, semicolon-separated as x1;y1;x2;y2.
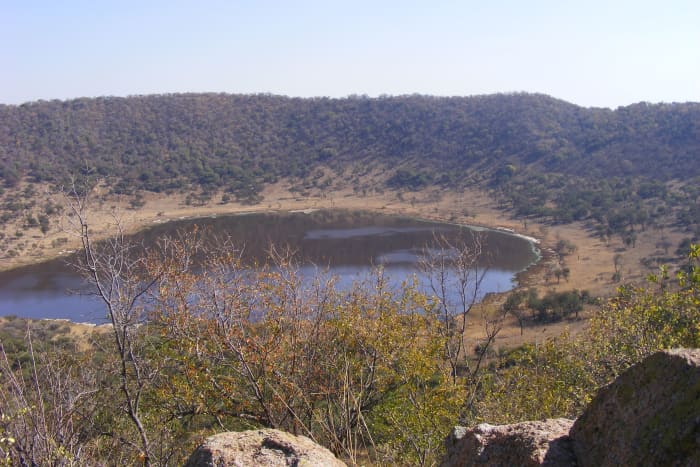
2;93;699;187
1;93;699;230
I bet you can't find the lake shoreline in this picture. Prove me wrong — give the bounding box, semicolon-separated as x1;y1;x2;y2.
1;202;543;289
0;182;623;300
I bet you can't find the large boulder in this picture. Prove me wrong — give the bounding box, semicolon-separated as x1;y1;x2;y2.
441;418;576;467
571;348;700;467
184;429;347;467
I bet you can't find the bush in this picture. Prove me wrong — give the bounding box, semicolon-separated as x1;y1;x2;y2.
471;246;700;425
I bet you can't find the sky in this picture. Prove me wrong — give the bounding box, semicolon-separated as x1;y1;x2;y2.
2;0;699;108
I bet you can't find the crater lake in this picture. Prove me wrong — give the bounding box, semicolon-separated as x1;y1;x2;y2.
0;210;539;323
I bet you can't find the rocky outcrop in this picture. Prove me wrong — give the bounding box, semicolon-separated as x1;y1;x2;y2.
443;349;700;467
184;429;346;467
441;418;575;467
571;348;700;467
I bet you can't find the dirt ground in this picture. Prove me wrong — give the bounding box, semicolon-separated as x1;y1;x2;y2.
0;180;687;350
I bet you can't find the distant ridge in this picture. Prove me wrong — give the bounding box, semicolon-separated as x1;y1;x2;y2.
1;93;699;228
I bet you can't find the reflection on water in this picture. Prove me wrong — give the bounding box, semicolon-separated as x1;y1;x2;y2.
0;210;538;323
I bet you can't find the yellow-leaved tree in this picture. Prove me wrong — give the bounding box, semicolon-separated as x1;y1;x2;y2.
145;235;468;465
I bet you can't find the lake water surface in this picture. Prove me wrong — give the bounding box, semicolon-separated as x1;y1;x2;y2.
0;210;539;323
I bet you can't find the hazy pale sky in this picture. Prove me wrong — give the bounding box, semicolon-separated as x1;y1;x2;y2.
2;0;699;108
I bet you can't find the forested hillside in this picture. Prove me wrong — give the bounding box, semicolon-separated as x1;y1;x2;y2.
1;93;699;232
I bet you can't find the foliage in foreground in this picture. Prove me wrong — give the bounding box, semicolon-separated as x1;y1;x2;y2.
0;243;698;466
471;245;700;425
143;237;471;465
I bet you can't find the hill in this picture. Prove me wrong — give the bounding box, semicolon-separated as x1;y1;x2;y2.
1;92;699;236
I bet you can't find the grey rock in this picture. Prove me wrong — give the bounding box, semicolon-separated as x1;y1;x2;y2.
571;348;700;467
441;418;576;467
185;429;347;467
